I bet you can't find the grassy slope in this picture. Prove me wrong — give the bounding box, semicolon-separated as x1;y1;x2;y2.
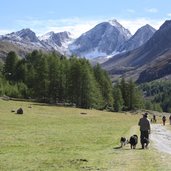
0;99;171;171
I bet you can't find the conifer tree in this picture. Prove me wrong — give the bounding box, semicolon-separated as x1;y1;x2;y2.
15;60;27;82
48;54;60;103
120;77;129;110
93;64;113;109
3;51;19;81
113;85;123;112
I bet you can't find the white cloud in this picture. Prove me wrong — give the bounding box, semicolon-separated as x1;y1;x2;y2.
14;17;164;38
119;18;163;34
146;8;158;13
47;24;96;38
0;29;14;35
16;18;101;38
167;13;171;17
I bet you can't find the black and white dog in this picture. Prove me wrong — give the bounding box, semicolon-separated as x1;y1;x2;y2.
120;137;129;147
129;135;138;149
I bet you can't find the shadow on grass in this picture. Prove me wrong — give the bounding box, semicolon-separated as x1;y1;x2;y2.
31;103;57;107
136;147;149;150
113;146;132;150
113;146;122;149
113;146;145;150
31;102;76;108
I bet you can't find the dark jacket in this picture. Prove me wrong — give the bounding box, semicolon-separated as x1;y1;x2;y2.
138;117;151;131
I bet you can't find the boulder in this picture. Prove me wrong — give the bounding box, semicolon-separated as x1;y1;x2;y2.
16;108;23;114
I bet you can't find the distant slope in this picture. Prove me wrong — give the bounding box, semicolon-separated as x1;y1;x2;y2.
0;41;30;60
137;50;171;83
102;20;171;83
118;24;156;52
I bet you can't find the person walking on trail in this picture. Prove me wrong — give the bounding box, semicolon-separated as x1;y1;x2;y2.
162;116;166;125
153;114;157;123
169;115;171;125
138;113;151;149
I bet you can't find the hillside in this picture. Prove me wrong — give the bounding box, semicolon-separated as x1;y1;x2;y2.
118;24;156;52
102;20;171;83
0;41;30;59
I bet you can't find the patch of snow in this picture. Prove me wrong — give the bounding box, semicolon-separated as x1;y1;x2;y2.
81;48;107;59
62;39;74;49
108;19;131;37
106;51;120;59
69;43;81;51
39;32;54;41
108;19;120;27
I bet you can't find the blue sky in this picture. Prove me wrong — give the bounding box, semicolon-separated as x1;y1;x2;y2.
0;0;171;37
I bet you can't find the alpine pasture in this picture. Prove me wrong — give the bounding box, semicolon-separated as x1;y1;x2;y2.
0;99;171;171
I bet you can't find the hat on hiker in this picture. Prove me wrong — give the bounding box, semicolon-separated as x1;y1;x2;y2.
143;113;148;117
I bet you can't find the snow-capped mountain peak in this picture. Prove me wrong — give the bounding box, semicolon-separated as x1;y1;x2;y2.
40;31;71;42
15;28;39;42
69;20;132;58
39;31;55;41
0;28;49;52
40;31;73;55
3;28;40;43
108;19;121;27
108;19;132;38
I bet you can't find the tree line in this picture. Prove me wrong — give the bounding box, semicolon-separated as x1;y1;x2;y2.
140;80;171;112
0;50;143;111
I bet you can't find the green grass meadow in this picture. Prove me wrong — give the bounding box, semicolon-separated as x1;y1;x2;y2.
0;99;171;171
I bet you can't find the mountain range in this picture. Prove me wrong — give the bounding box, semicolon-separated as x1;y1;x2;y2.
1;19;171;83
0;19;156;59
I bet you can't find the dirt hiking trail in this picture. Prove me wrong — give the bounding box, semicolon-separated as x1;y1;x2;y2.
151;123;171;155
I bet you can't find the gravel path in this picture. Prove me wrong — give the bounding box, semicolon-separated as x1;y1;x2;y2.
150;124;171;154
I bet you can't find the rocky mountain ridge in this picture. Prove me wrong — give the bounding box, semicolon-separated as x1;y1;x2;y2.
102;20;171;83
0;19;156;60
